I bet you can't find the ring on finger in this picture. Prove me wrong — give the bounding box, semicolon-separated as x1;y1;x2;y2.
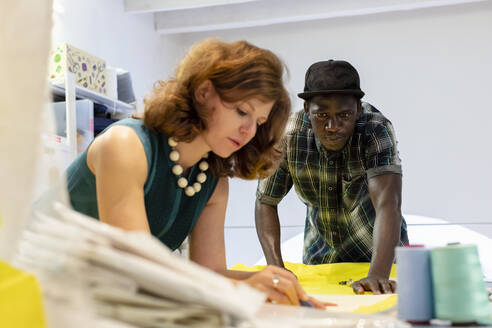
272;274;280;288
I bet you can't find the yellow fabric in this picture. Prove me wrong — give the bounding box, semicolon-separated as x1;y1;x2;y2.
230;262;398;313
353;295;398;314
0;261;47;328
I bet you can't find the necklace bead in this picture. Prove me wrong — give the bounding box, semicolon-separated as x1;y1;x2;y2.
185;186;196;197
193;182;201;192
197;172;207;183
168;138;178;147
199;161;209;171
172;164;183;175
177;177;188;188
169;150;180;162
169;137;209;197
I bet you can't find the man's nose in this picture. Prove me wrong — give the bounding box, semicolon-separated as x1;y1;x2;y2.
324;117;340;132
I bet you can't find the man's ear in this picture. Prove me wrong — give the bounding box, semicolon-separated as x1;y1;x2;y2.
356;100;362;119
194;80;214;105
303;101;310;116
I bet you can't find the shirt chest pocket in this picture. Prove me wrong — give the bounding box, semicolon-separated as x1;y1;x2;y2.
341;174;367;212
291;166;320;205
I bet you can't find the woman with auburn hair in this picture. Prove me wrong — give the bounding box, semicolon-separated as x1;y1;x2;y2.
66;38;325;307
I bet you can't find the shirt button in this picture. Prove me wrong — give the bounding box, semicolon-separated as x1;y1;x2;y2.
328;186;333;191
329;160;334;165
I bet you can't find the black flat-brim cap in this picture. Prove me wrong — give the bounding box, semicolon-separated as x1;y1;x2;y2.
298;60;365;100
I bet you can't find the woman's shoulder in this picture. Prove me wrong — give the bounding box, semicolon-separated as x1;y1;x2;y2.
111;118;152;140
114;118;170;151
100;123;143;147
87;122;149;181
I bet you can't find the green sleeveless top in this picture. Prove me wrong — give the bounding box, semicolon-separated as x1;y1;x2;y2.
66;118;219;250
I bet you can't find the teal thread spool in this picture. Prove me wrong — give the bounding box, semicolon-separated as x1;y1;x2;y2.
430;244;491;324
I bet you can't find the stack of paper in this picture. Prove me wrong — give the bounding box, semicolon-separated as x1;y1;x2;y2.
13;202;265;328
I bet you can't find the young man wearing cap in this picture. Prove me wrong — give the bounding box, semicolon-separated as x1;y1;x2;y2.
255;60;409;294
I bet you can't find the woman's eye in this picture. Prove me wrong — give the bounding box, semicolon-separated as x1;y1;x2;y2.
236;108;247;116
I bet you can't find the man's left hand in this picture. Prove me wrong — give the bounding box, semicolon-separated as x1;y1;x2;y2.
352;275;396;294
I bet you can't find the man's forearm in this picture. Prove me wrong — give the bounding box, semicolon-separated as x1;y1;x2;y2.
369;208;402;278
255;200;284;267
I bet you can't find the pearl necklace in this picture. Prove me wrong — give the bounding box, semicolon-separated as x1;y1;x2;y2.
168;137;208;197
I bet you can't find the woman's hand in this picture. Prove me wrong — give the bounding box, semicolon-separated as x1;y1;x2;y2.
243;265;331;309
306;295;337;308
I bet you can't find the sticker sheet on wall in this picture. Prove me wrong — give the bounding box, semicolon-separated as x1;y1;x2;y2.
49;43;107;95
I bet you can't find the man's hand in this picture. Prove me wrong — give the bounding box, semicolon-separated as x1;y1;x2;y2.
352;275;396;294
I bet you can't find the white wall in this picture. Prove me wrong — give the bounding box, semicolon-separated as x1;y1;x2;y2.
51;0;168;109
160;2;492;266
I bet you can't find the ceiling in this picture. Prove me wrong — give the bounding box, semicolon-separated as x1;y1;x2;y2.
123;0;489;34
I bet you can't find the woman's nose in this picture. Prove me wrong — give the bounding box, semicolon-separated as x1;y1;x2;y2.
239;119;256;136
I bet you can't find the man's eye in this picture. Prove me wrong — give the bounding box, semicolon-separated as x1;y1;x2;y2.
315;113;327;118
340;113;350;119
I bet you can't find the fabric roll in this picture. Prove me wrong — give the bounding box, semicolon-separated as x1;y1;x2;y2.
431;244;491;324
396;246;434;322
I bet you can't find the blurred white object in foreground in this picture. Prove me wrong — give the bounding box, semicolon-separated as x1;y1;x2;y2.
14;202;265;327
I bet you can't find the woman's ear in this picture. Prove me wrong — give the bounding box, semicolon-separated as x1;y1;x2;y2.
194;80;214;105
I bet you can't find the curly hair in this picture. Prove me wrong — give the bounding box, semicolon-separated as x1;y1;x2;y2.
143;38;291;180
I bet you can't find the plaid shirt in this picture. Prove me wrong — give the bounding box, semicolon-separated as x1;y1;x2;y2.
257;103;408;264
